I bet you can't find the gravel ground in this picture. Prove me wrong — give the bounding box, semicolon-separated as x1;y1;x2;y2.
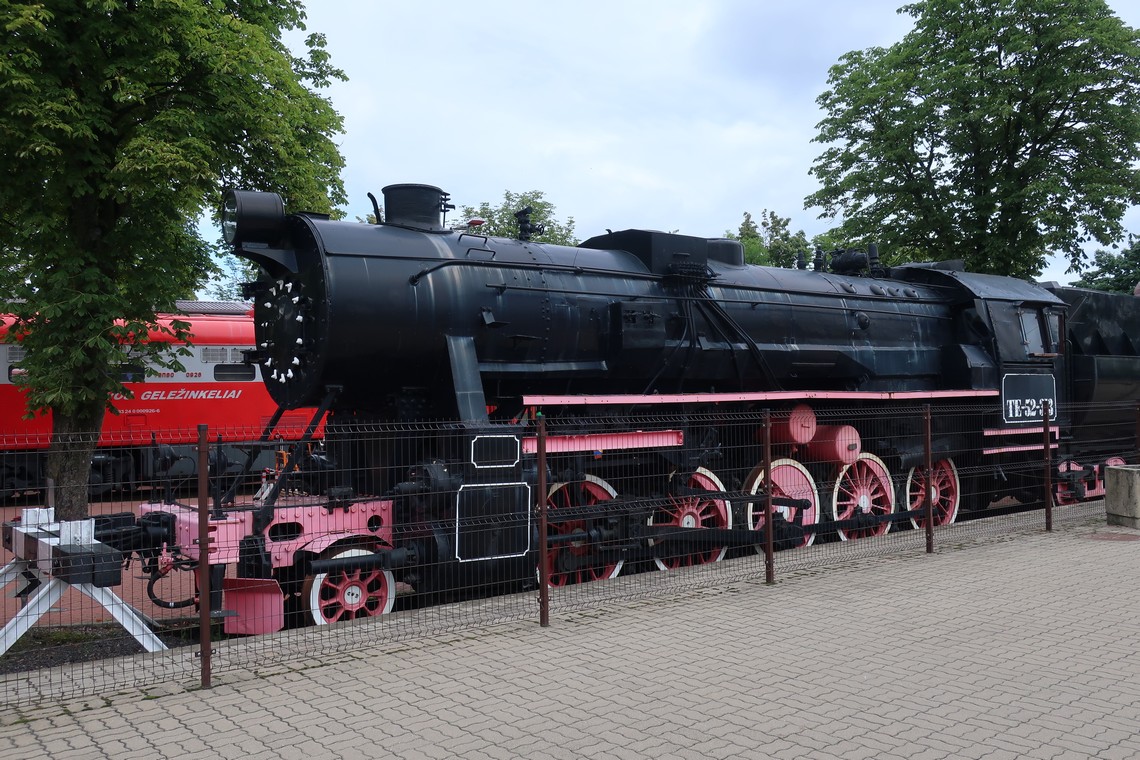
0;624;195;675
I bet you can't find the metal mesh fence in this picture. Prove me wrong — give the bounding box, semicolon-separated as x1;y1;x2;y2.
2;399;1136;707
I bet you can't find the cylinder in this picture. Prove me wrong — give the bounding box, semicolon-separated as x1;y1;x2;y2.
807;424;861;465
770;404;817;445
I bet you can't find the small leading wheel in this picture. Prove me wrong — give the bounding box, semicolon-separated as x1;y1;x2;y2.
744;458;819;549
649;467;732;571
826;453;894;541
301;546;396;625
901;458;961;529
544;475;623;586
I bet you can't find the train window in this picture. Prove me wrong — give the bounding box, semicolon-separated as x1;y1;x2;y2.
119;364;146;382
1045;311;1061;352
990;303;1026;359
1018;309;1045;354
7;365;28;383
213;363;256;381
201;347;228;363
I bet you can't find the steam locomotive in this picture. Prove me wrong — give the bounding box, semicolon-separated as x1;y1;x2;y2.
0;302;321;500
112;184;1137;631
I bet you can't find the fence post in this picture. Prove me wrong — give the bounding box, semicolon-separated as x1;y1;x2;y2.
763;410;775;584
197;424;212;688
1135;401;1139;463
536;413;550;627
1043;402;1053;532
924;405;934;554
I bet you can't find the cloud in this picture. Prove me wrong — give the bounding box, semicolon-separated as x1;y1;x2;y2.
286;0;1140;284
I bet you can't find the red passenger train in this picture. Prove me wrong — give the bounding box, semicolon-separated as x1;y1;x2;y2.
0;301;318;500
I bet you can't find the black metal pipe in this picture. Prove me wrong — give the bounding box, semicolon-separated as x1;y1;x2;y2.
309;546;416;575
641;525;787;548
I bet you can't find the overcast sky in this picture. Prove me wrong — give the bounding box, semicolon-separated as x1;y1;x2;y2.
287;0;1140;284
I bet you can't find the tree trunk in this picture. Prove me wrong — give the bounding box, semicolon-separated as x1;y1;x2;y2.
46;401;106;521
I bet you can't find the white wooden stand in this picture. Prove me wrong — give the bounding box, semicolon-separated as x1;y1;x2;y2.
1;508;166;656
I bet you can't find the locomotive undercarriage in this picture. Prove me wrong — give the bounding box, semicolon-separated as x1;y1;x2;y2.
81;391;1130;636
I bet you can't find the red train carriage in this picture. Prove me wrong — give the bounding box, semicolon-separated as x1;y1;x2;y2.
0;301;320;499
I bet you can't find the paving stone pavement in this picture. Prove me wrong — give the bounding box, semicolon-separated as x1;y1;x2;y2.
1;515;1139;759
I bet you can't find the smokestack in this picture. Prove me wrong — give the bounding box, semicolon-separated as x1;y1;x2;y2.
381;184;450;231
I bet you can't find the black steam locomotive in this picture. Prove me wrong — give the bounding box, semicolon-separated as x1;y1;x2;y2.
96;184;1139;631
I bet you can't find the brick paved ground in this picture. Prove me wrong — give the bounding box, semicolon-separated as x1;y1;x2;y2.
1;513;1138;759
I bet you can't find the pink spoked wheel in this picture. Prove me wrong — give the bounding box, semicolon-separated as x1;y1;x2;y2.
648;467;732;571
544;475;624;586
1055;460;1084;505
744;458;819;549
825;453;895;541
302;546;396;625
902;458;961;529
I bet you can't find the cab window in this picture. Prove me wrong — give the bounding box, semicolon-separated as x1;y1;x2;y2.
989;303;1057;360
1019;309;1045;355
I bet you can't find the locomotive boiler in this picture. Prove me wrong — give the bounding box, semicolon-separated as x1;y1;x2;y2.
226;185;1066;420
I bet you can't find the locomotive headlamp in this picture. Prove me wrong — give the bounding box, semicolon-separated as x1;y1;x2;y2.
221;190;285;246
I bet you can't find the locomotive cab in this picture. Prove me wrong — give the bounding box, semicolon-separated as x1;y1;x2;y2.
987;299;1066;425
891;266;1066;426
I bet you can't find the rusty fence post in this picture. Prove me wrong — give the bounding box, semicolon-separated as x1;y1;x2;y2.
1135;400;1140;463
924;405;934;554
536;413;550;627
197;424;212;688
1043;402;1053;532
763;410;775;584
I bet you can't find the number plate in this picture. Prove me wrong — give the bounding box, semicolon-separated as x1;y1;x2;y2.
1001;374;1057;424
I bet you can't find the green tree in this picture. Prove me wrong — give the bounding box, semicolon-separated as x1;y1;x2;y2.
457;190;578;246
1071;236;1140;293
204;248;258;303
760;211;811;269
727;212;769;265
806;0;1140;280
0;1;345;519
725;210;810;267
